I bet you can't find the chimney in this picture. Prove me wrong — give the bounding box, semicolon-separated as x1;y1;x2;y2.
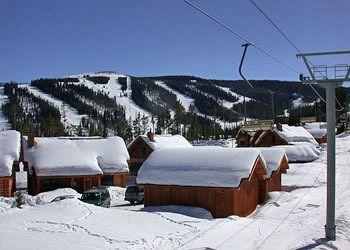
276;123;283;131
28;133;36;148
147;131;155;142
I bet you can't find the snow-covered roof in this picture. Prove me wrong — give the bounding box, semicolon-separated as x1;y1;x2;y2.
259;148;287;178
305;128;327;138
273;124;319;146
303;122;327;129
137;148;265;188
130;134;193;150
0;130;21;177
25;136;130;176
272;145;319;163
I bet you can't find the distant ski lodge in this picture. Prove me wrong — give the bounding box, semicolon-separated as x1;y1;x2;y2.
127;133;193;175
137;148;270;218
24;135;130;195
0;130;22;197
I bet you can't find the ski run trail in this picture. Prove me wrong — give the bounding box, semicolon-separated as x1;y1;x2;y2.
0;135;349;249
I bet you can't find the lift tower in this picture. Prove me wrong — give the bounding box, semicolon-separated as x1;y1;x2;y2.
297;50;350;240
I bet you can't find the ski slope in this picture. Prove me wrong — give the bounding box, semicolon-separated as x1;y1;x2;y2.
217;86;254;105
0;134;349;249
154;81;244;128
20;85;87;127
0;86;11;131
74;73;151;120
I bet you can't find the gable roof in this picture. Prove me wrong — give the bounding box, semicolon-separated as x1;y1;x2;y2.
25;136;130;176
129;134;193;150
259;148;287;178
137;147;266;188
0;130;21;177
273;124;319;146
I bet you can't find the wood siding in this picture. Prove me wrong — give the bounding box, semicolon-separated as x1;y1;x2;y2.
0;177;14;197
143;158;267;218
29;174;101;195
112;173;129;188
128;137;153;175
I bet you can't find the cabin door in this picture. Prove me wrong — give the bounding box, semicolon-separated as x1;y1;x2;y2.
217;190;233;217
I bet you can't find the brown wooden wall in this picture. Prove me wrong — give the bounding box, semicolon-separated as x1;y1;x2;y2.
30;175;101;195
315;134;327;144
0;177;14;197
267;171;282;192
144;178;260;218
128;137;153;175
236;132;251;147
112;173;129;188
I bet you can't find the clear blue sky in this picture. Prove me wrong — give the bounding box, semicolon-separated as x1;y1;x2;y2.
1;0;349;83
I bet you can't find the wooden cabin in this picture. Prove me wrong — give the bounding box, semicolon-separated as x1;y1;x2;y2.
0;130;22;197
127;133;192;175
303;122;327;144
236;120;274;147
258;148;289;203
137;147;268;218
25;135;130;195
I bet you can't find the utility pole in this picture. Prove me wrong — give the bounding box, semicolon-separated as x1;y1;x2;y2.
267;90;275;124
297;50;350;240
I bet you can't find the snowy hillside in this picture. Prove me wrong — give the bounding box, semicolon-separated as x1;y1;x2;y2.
72;72;151;121
20;85;87;128
0;134;349;249
0;86;11;131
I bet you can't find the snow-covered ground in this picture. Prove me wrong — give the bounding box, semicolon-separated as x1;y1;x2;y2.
20;85;87;128
0;135;349;249
0;86;11;131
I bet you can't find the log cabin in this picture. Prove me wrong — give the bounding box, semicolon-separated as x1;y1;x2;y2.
236;120;274;147
24;135;130;195
127;132;192;175
258;148;288;203
0;130;22;197
137;147;268;218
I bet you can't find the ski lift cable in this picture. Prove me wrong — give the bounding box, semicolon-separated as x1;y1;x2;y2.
248;0;344;111
181;0;301;75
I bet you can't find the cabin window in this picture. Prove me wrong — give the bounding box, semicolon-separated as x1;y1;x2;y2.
101;175;114;186
240;140;245;146
271;134;276;143
142;147;147;155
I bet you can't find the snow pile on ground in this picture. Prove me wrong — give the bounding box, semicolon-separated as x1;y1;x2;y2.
142;205;213;220
0;130;21;177
25;136;129;176
33;188;81;205
137;147;263;188
0;197;15;212
259;148;287;177
273;144;319;162
107;186;126;207
274;124;319;146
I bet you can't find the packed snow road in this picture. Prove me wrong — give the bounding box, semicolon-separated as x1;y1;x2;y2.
0;135;349;249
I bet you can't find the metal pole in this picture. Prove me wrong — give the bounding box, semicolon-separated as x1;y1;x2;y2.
325;83;336;240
